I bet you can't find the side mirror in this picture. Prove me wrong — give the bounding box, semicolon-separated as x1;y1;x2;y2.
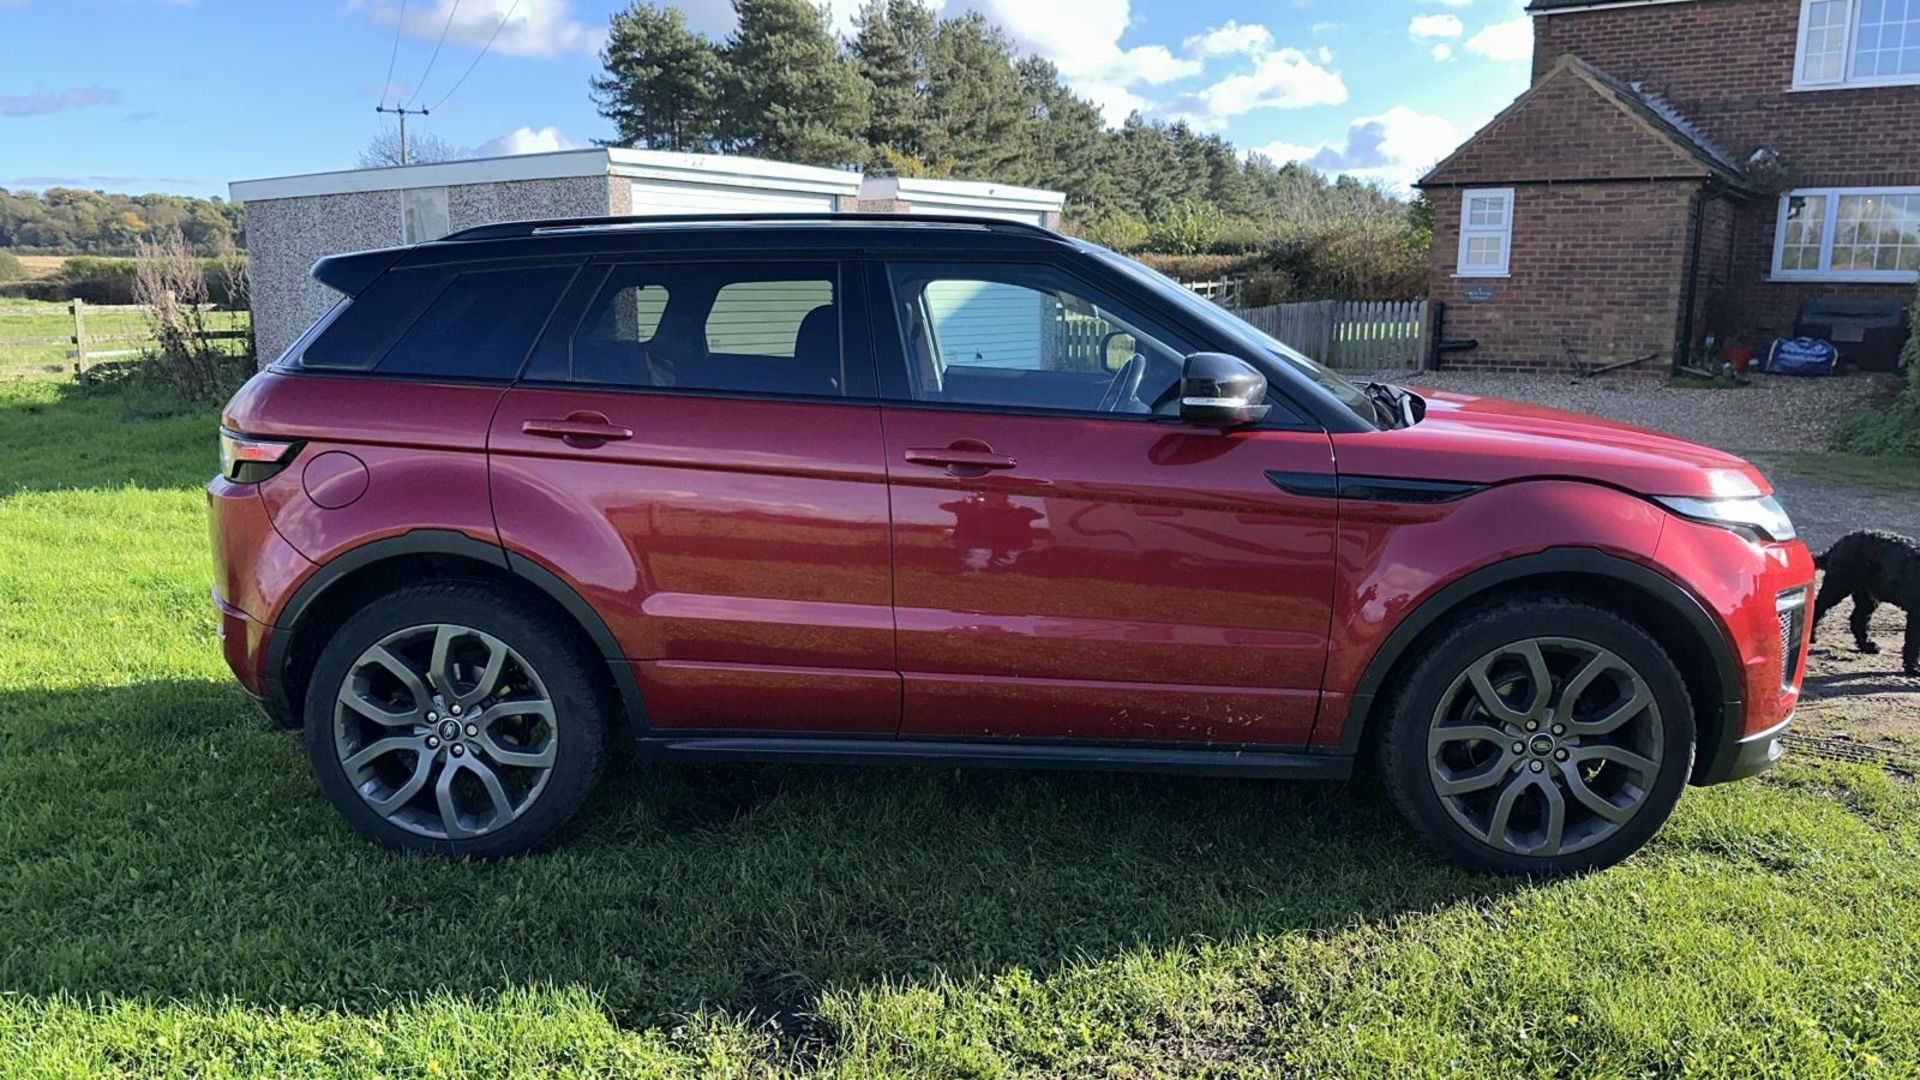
1178;352;1271;426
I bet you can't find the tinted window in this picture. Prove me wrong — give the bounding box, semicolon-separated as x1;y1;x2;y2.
299;267;451;371
377;265;575;380
564;262;845;397
884;262;1193;416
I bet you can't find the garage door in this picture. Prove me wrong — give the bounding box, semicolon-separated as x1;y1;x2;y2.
629;179;836;216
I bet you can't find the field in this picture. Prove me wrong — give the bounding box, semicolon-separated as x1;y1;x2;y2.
2;374;1920;1075
0;299;250;380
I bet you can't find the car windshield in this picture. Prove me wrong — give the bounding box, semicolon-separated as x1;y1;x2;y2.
1087;245;1387;428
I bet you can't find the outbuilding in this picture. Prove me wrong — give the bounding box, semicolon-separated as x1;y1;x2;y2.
232;148;867;362
854;176;1065;228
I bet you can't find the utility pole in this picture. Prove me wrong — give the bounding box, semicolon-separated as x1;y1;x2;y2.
374;104;430;165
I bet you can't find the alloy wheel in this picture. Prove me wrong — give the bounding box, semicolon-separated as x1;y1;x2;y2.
332;623;558;840
1426;637;1663;858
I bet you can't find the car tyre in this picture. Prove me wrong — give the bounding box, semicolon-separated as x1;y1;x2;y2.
1376;596;1695;875
302;582;606;858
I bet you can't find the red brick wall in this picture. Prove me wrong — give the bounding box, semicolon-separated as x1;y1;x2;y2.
1429;182;1699;371
1531;0;1920;181
1528;0;1919;350
1424;62;1705;186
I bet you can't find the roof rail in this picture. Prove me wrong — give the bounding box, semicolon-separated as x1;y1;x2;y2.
440;211;1062;243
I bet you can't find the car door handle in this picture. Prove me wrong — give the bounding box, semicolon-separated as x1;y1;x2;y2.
904;445;1017;475
522;414;633;446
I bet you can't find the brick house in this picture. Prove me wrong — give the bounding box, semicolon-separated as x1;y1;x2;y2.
1419;0;1920;372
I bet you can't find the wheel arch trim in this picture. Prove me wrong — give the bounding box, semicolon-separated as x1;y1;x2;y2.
1326;547;1745;781
262;529;648;732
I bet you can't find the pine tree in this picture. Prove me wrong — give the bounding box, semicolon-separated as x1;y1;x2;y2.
851;0;935;168
922;12;1027;178
591;4;727;152
1012;56;1113;208
724;0;872;167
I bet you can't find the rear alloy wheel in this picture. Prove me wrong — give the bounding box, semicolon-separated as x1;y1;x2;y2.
1379;599;1694;875
304;584;605;857
333;624;558;841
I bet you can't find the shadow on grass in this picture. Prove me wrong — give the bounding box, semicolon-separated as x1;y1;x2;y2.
0;678;1518;1031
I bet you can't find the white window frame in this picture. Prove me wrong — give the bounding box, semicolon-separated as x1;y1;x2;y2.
1771;185;1920;283
1455;188;1513;278
1793;0;1920;91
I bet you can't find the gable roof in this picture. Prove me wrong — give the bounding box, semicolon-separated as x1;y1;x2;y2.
1419;54;1752;190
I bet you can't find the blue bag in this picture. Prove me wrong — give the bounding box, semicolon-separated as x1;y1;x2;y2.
1764;337;1838;376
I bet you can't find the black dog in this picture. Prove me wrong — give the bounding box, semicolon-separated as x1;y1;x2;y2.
1811;530;1920;675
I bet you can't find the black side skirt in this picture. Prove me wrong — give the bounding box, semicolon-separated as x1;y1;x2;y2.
640;736;1353;780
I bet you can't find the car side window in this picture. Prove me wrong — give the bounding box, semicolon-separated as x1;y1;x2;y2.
883;262;1193;416
377;264;576;380
562;262;846;397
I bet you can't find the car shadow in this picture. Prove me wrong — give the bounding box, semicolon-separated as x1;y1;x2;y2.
0;678;1521;1033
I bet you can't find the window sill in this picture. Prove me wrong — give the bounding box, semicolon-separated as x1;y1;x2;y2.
1452;271;1510;279
1787;76;1920;92
1768;272;1920;284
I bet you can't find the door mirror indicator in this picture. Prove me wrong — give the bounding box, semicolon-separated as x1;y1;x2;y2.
1178;353;1271;427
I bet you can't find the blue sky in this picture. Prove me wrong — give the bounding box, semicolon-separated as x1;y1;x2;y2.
0;0;1536;200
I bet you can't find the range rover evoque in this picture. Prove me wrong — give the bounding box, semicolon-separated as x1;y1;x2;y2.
209;213;1812;873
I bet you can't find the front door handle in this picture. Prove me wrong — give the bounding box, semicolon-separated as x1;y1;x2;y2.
904;443;1017;477
522;413;633;448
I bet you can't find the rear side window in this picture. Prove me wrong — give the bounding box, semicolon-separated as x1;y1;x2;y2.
299;267;449;371
554;261;846;397
377;265;575;380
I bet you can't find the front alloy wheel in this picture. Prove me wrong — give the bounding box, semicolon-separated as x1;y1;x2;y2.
1377;597;1694;875
1428;637;1662;857
334;624;559;840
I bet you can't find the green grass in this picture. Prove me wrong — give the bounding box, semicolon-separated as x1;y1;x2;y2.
3;376;1920;1075
1754;449;1920;492
0;300;248;380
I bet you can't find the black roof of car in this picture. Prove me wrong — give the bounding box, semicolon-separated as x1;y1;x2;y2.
313;213;1082;296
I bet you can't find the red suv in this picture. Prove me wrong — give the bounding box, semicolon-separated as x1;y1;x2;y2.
210;214;1812;873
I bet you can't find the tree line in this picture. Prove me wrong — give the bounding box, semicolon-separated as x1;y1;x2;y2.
591;0;1409;249
0;187;243;255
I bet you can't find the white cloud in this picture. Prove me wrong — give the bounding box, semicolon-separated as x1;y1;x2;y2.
940;0;1202;123
1310;21;1343;34
1466;17;1533;62
1431;42;1455;61
474;125;582;156
1408;13;1463;38
1173;47;1347;125
1184;20;1274;57
1248;105;1461;190
1421;0;1473;6
366;0;602;58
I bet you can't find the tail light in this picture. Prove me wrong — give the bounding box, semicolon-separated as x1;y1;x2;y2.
218;428;302;483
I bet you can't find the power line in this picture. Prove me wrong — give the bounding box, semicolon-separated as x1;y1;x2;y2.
377;0;408;108
428;0;521;112
404;0;462;109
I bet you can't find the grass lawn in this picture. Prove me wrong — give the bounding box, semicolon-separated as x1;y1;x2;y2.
0;300;249;381
2;375;1920;1075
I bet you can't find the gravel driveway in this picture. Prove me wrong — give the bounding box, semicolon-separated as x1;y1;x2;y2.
1366;368;1920;754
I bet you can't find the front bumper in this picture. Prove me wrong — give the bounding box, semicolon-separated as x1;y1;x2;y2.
1653;518;1813;785
1719;713;1793;783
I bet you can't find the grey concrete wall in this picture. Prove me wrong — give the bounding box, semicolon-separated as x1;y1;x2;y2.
245;174;615;365
245;190;401;364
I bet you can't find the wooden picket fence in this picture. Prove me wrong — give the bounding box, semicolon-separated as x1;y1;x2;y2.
1227;298;1428;370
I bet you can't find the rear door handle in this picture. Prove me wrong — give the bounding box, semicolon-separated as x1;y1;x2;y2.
904;445;1017;476
522;413;633;447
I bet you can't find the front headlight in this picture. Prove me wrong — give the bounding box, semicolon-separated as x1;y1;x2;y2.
1653;494;1797;543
